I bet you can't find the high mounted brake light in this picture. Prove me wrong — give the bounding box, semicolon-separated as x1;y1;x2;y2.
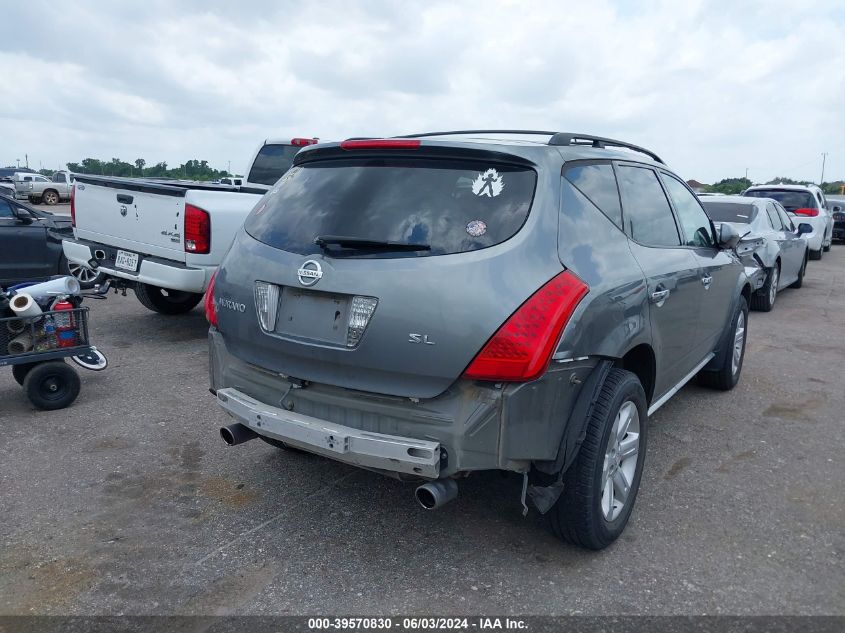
185;204;211;254
291;137;318;146
340;139;421;150
462;270;589;382
793;207;819;217
204;271;218;327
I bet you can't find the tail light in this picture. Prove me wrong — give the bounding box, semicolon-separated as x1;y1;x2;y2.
347;296;378;347
793;207;819;217
70;184;76;227
185;204;211;253
462;270;589;382
254;281;280;331
291;137;318;146
340;139;421;150
204;271;218;327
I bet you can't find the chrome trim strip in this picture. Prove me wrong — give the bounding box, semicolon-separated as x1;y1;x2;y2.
647;352;715;416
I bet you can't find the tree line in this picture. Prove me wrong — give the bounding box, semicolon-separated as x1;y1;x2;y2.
33;158;236;181
706;177;844;195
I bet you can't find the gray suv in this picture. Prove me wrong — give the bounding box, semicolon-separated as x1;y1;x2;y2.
208;131;752;549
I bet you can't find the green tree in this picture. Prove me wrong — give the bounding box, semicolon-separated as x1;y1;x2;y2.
707;177;753;195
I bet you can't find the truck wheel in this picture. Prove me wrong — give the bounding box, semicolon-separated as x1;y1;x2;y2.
550;368;647;550
697;296;749;391
790;252;808;289
12;362;38;386
61;255;106;289
750;264;778;312
23;361;81;410
42;190;60;205
134;283;203;315
809;248;822;261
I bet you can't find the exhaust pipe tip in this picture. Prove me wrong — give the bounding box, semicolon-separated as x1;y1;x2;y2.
415;478;458;510
220;423;258;446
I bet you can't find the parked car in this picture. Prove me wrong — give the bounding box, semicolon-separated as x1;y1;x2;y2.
13;170;74;205
0;178;15;197
0;193;106;288
743;184;833;260
208;131;754;550
701;196;810;311
826;195;845;242
62;137;318;315
219;177;243;186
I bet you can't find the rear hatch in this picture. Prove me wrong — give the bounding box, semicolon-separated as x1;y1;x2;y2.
215;143;564;399
73;175;189;261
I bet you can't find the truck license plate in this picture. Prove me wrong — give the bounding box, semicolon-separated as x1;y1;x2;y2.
115;250;139;272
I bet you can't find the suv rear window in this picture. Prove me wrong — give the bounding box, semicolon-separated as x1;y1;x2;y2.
744;189;815;212
701;202;758;223
247;144;301;186
244;158;537;258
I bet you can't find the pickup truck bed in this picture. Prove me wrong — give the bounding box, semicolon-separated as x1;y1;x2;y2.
63;175;264;312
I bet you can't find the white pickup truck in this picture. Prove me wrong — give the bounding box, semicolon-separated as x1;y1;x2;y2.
62;137;317;314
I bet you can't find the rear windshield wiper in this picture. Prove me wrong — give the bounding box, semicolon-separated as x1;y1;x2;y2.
314;235;431;251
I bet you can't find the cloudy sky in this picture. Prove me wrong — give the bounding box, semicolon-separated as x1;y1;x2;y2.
1;0;843;184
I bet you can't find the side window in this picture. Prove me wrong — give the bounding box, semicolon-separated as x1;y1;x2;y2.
617;165;681;247
23;176;32;182
0;199;15;219
765;205;781;230
53;173;66;183
776;205;794;231
662;174;714;247
563;162;623;229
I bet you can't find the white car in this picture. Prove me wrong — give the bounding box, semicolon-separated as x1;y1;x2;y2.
742;184;833;260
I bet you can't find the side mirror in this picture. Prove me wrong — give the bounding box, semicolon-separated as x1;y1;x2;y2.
833;205;842;213
797;223;812;236
15;214;33;225
718;222;741;249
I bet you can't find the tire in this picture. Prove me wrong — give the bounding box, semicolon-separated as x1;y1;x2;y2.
12;362;37;386
697;296;749;391
823;243;831;252
809;247;822;261
550;368;648;550
750;264;778;312
23;361;81;410
42;190;59;205
61;255;106;290
134;283;203;315
790;251;808;289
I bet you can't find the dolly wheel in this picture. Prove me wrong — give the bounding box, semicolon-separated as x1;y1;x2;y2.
23;361;81;410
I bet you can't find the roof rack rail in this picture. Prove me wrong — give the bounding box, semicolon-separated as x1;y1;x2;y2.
394;130;664;164
548;133;663;164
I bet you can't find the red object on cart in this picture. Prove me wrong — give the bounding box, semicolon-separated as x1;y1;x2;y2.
53;299;78;348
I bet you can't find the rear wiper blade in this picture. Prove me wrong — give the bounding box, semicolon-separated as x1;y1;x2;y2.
314;235;431;251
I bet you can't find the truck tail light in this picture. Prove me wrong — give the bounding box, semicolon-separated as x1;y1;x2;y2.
291;138;318;146
340;139;421;150
205;271;218;327
793;207;819;217
462;270;589;382
70;185;76;227
185;204;211;253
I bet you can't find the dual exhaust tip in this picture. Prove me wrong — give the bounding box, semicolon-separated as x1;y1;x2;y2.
219;422;459;510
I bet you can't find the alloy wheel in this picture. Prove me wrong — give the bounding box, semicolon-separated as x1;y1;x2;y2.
67;263;100;283
732;311;745;375
769;267;778;306
601;400;640;521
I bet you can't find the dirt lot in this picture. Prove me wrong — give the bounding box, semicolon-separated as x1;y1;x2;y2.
1;246;843;615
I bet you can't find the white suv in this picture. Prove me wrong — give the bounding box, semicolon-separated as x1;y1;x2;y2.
743;184;833;260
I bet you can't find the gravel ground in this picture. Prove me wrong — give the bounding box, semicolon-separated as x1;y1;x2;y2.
0;246;843;616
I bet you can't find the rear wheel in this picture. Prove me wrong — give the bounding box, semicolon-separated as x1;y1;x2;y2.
790;251;808;289
750;264;778;312
23;361;81;410
62;255;106;289
42;190;59;205
697;296;748;391
810;247;822;260
550;368;648;550
134;283;203;315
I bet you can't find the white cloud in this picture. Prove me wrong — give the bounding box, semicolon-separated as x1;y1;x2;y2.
0;0;843;183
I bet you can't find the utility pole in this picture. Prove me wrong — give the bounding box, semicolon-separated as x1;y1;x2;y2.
25;154;28;168
16;159;20;168
745;167;749;180
820;152;828;185
228;160;231;175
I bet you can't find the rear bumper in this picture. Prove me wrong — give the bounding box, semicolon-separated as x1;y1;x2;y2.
63;238;211;293
217;387;443;478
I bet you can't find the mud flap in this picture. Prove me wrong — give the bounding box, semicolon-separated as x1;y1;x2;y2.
528;359;613;514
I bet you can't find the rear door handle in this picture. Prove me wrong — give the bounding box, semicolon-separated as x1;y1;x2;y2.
650;289;670;305
701;275;713;289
